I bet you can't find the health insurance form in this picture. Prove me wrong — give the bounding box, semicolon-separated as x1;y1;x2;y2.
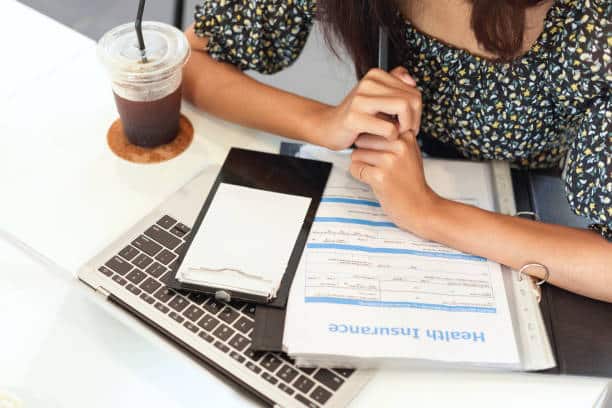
284;146;521;368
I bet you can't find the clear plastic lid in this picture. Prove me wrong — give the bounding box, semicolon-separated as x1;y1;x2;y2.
97;21;189;83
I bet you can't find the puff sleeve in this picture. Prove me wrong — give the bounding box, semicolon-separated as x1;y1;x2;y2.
193;0;316;74
562;0;611;240
564;97;612;240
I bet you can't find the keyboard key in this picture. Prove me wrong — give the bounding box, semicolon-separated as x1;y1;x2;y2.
183;321;199;334
310;386;332;405
228;333;250;352
183;305;204;322
140;278;162;294
111;275;127;286
140;293;155;304
126;269;146;285
153;287;175;303
157;215;177;229
170;223;190;237
197;315;220;332
169;311;185;324
168;259;180;271
214;341;230;353
132;235;162;257
262;372;278;385
294;375;315;394
126;283;142;296
118;245;139;261
160;270;175;285
133;253;153;269
260;354;282;373
168;296;188;313
299;367;316;375
155;249;176;265
229;301;246;311
244;348;264;362
233;316;254;334
277;365;299;384
333;368;354;378
145;225;181;250
243;304;256;317
106;256;132;276
213;324;235;341
313;369;343;391
218;307;240;325
175;242;188;256
98;266;113;277
295;394;318;408
145;262;166;278
188;292;208;305
278;383;295;396
154;302;169;314
203;299;223;315
198;331;214;343
246;362;262;374
229;351;246;364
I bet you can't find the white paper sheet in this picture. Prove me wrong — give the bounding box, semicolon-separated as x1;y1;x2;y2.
283;146;520;367
177;183;311;297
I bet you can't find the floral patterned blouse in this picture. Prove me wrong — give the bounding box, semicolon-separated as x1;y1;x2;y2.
194;0;611;240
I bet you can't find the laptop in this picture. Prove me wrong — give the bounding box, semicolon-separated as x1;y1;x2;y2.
76;166;371;408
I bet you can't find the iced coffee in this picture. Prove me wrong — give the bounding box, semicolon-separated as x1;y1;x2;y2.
98;22;190;147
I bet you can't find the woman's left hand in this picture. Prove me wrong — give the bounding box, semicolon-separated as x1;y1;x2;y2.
349;132;442;236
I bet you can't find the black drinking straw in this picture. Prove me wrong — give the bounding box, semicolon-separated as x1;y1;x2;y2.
135;0;147;63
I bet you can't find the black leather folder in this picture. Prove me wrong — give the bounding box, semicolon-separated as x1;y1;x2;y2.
168;147;331;308
512;170;612;377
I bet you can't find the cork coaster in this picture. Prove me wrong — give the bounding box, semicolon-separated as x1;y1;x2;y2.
107;114;194;164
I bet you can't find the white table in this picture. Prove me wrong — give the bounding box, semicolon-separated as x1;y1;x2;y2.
0;1;609;407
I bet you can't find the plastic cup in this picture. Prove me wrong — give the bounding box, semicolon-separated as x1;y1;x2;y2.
98;22;190;147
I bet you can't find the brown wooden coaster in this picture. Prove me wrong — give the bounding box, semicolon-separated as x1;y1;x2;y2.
107;114;194;164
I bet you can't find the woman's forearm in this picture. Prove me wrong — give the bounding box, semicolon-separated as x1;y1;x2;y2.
182;27;331;147
416;197;612;302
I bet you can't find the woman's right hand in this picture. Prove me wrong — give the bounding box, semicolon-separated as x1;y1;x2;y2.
310;66;422;151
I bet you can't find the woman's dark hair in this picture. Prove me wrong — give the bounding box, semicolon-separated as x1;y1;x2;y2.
317;0;544;77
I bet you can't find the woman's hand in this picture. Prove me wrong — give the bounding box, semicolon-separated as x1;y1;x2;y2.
350;135;612;304
349;132;442;235
310;67;422;151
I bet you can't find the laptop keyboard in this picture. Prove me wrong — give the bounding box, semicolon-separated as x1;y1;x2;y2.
97;214;353;407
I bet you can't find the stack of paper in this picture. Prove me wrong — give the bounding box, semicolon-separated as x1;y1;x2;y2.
176;183;311;299
283;146;523;369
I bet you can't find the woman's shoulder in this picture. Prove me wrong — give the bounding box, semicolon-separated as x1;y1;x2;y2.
553;0;610;29
195;0;316;28
545;0;609;89
194;0;317;74
555;0;610;15
197;0;316;14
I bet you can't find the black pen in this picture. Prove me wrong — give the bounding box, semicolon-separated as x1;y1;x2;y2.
378;26;389;71
378;27;401;131
351;27;389;150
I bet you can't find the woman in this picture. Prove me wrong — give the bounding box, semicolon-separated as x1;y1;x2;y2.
182;0;611;301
